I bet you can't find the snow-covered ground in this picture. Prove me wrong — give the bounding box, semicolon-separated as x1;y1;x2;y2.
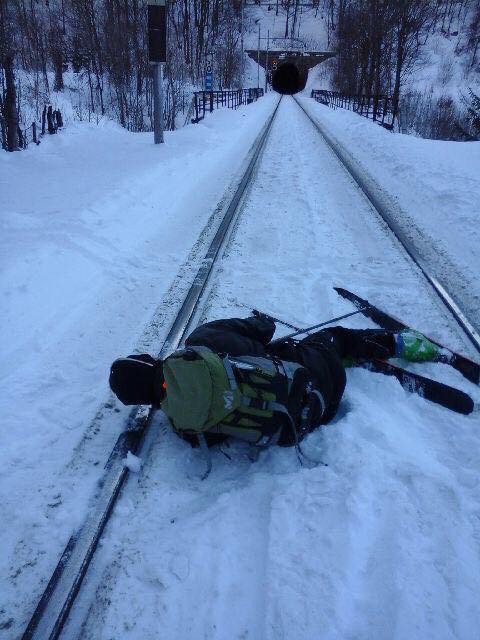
0;93;278;636
58;98;479;640
1;93;479;639
298;95;480;333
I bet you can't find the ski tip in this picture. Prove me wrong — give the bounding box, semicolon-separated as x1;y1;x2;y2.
334;286;371;309
334;286;366;300
334;286;353;300
454;391;475;415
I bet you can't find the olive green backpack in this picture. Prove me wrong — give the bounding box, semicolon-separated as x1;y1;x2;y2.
161;346;326;449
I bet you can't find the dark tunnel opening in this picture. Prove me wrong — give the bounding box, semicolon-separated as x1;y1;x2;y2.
272;62;306;95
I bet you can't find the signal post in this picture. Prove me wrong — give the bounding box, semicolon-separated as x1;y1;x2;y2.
148;0;167;144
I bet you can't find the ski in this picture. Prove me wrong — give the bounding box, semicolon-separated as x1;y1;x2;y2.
334;287;480;385
357;359;475;415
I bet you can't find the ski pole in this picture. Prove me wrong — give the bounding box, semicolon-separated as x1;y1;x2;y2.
264;308;368;344
228;300;300;331
252;308;299;331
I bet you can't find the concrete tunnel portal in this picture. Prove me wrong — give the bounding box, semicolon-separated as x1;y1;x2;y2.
245;50;336;96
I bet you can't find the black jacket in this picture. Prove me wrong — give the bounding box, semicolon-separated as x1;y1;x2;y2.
185;316;346;425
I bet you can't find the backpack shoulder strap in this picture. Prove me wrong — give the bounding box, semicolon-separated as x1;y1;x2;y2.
188;345;238;392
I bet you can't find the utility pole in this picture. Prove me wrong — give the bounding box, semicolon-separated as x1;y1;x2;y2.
297;5;303;38
265;29;270;93
240;0;245;89
257;23;261;89
153;63;164;143
148;0;167;144
291;0;299;39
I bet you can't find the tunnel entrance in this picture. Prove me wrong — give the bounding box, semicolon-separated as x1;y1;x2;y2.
245;48;335;96
272;62;307;95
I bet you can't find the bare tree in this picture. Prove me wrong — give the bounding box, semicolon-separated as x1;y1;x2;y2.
467;2;480;68
1;0;20;150
332;0;431;121
391;0;432;122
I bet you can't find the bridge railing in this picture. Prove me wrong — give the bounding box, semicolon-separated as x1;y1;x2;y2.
311;90;396;130
191;88;264;124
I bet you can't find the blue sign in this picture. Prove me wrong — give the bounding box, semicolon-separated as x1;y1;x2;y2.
205;72;213;91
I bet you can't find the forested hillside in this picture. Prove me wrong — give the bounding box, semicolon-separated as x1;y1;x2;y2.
322;0;480;139
0;0;247;142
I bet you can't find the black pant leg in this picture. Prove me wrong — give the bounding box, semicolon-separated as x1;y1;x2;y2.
296;331;346;422
268;333;346;425
321;327;396;360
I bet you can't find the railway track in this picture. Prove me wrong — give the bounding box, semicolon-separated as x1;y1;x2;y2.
293;95;480;355
21;94;479;639
21;96;283;640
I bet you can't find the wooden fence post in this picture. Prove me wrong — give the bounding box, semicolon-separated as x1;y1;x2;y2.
17;126;24;148
55;110;63;128
194;94;199;122
373;95;379;121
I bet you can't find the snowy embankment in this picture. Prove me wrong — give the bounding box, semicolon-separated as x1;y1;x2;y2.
1;92;480;639
0;93;278;636
297;95;480;332
64;98;480;640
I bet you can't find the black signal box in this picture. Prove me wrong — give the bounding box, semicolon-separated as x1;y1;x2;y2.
148;1;166;63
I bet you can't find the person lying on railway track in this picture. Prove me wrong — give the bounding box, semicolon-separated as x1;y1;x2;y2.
109;315;438;455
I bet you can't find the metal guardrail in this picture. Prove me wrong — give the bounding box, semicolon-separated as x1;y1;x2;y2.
311;89;396;130
192;88;264;123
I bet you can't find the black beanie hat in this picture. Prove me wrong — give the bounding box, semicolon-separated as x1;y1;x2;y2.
109;354;163;406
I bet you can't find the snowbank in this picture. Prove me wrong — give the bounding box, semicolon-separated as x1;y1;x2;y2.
0;94;277;636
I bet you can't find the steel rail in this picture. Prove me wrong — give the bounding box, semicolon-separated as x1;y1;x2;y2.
293;96;480;356
21;95;282;640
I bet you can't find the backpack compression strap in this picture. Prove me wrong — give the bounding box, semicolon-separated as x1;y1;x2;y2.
189;345;283;414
